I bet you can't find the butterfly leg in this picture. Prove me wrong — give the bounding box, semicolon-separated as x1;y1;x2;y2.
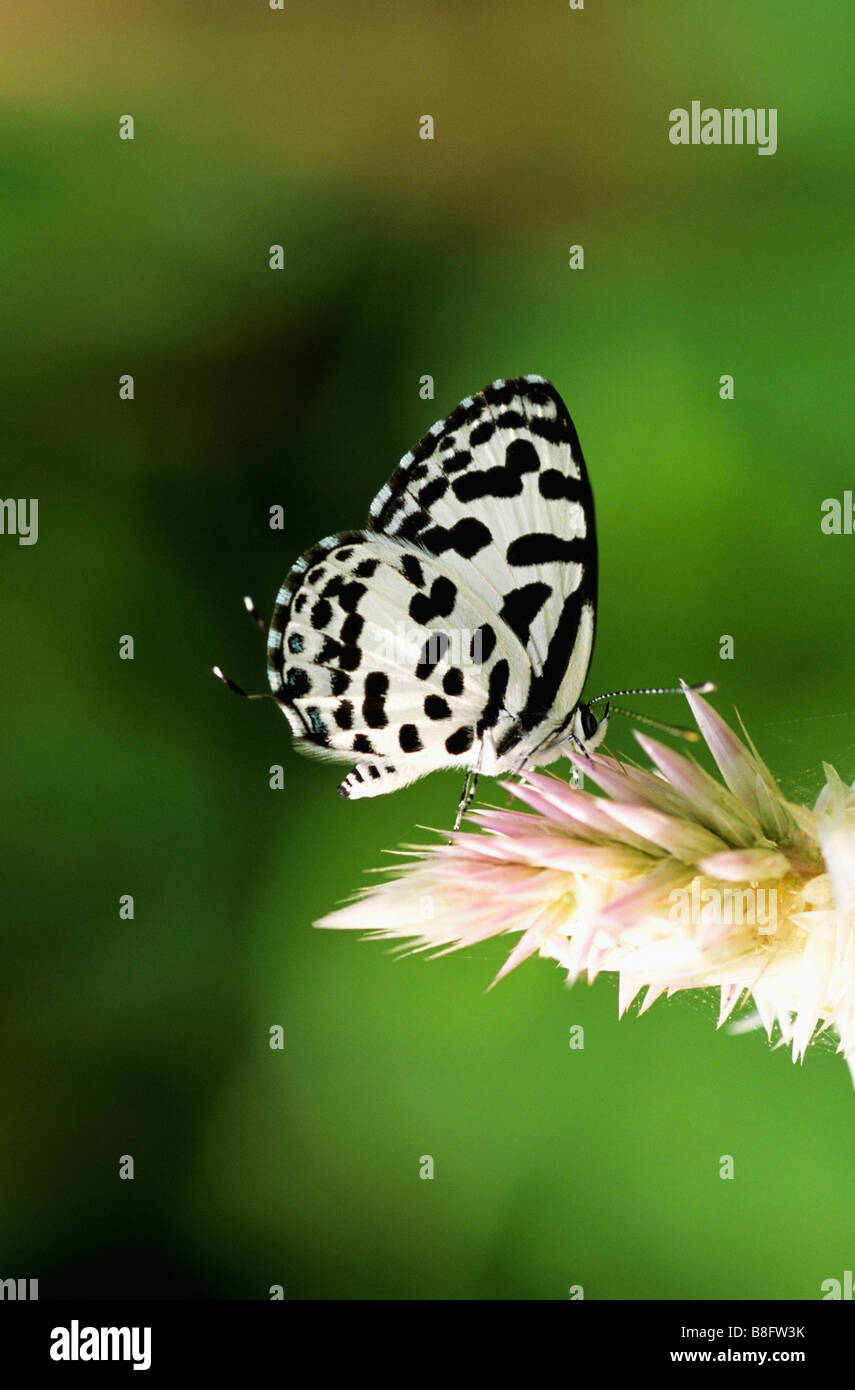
452;769;480;832
212;665;281;706
452;738;487;831
242;595;266;632
212;596;270;698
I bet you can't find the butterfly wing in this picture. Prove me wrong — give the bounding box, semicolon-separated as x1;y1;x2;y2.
266;376;597;798
369;375;597;747
266;532;531;798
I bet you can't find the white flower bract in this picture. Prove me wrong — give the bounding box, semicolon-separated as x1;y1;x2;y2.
318;686;855;1079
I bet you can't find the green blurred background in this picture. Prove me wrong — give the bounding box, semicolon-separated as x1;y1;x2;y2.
3;0;855;1300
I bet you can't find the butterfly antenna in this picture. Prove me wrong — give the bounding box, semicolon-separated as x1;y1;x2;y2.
608;705;700;742
243;595;266;632
211;666;281;704
587;679;715;707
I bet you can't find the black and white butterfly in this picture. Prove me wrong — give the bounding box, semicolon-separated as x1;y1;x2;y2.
217;376;707;825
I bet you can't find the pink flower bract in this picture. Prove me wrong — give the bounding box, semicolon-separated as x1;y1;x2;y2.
318;687;855;1077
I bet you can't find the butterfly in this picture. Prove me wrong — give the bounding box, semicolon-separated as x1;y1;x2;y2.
216;376;709;826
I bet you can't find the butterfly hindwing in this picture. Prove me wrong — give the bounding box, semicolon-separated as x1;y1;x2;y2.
266;533;531;797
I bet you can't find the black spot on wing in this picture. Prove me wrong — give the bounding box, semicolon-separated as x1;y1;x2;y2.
419;517;491;559
539;469;583;501
469;420;495;446
282;668;311;703
452;469;520;503
451;438;540;503
412;431;441;465
311;598;332;629
445;726;474;756
417;476;448;508
340;613;364;646
398;724;423;753
504;438;541;473
409;577;456;625
338;581;366;613
499;583;551;646
318;636;342;665
305;707;329;744
363;671;389;729
442;450;471;475
334;701;354;730
529;415;576;445
424;695;452;720
506;533;587;566
401;553;425;588
415;632;449;679
395;511;429;543
469;625;495;663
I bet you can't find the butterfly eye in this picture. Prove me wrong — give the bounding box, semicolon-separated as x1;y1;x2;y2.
579;703;599;741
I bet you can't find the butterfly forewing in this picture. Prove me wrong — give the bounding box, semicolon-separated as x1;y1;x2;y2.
370;376;597;734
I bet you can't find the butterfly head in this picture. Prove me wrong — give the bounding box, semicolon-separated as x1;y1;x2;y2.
569;700;610;756
557;682;717;764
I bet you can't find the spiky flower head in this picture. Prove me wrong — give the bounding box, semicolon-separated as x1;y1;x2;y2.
318;686;855;1079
